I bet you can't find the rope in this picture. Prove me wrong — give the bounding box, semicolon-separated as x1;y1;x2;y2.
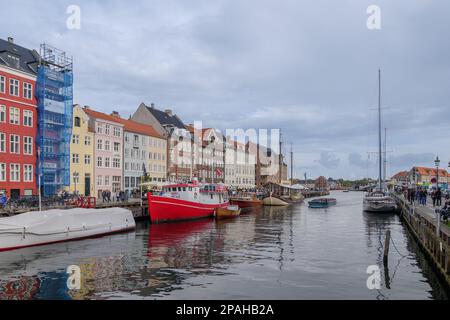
389;236;409;258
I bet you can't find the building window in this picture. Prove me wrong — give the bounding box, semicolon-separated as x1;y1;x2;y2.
97;139;103;150
113;127;121;137
97;156;102;167
23;82;33;99
104;157;110;168
24;164;33;182
0;133;5;152
105;125;110;135
72;153;79;164
72;134;79;144
74;117;81;127
9;79;19;97
114;142;120;152
85;136;91;146
0;105;5;122
105;140;110;151
10;163;20;182
23;136;33;155
9;107;19;125
0;163;5;181
10;134;19;154
84;155;91;165
97;123;103;134
125;177;130;188
97;175;103;186
0;76;5;93
113;158;121;168
104;175;110;186
73;172;80;184
23;110;33;127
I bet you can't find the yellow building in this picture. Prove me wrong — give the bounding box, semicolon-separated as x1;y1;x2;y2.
68;105;94;195
146;135;167;187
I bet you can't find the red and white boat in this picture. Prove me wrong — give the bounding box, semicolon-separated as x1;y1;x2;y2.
147;180;229;223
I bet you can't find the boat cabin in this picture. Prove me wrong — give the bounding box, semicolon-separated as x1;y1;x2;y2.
160;183;229;204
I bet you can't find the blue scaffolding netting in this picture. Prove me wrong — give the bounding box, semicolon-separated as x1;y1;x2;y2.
36;44;73;196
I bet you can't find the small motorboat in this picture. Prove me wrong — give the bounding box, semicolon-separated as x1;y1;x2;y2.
0;207;135;252
230;194;263;209
215;205;241;219
343;190;350;193
308;198;337;208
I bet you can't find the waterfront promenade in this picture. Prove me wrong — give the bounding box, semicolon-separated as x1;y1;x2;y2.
392;193;450;287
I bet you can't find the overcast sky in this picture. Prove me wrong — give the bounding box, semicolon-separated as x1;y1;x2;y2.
2;0;449;179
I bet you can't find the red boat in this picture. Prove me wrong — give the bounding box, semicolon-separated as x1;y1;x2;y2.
147;180;229;223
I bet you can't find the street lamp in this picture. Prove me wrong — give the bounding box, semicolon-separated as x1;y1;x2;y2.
435;156;440;190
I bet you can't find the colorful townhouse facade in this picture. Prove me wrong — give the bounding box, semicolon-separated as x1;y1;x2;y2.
111;113;166;194
68;105;94;196
132;103;192;181
83;107;124;198
225;139;256;188
0;37;39;198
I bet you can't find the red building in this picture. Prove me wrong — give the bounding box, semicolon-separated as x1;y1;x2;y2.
0;37;39;198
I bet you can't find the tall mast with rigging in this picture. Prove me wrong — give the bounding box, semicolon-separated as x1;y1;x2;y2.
377;69;382;191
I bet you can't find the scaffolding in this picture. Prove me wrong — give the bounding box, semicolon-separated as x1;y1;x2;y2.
36;44;73;196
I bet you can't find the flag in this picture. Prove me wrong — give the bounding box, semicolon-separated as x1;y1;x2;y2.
215;168;222;177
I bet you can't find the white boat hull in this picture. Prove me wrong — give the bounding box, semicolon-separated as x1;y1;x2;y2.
0;208;135;252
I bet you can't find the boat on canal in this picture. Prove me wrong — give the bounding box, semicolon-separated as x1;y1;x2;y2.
215;205;241;220
0;207;135;252
230;193;263;209
147;179;229;223
308;198;337;208
363;69;396;213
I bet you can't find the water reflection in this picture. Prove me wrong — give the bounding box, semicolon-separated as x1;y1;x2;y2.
0;192;448;299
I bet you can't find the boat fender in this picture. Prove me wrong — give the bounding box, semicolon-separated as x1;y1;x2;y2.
83;223;86;230
22;227;26;240
66;226;70;237
126;218;129;228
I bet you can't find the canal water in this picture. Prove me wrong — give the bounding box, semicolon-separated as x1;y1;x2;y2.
0;191;448;300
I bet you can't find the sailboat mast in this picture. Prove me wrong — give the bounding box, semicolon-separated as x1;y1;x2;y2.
290;143;293;185
378;69;382;191
279;130;282;184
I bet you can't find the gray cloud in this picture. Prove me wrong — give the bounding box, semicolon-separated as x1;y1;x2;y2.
2;0;449;179
315;152;340;169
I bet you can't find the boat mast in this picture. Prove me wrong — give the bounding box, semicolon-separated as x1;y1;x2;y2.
383;128;387;190
290;143;293;185
378;69;382;191
279;130;282;184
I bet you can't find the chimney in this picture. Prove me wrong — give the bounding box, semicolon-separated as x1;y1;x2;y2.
7;37;14;44
111;111;120;118
165;109;173;116
84;105;90;110
150;103;155;109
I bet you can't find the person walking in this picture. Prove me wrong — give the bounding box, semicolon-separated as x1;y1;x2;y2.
436;188;442;207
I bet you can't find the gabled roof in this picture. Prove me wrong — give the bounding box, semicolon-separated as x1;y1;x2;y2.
113;117;163;139
0;38;39;75
412;166;449;177
142;103;185;129
83;107;124;125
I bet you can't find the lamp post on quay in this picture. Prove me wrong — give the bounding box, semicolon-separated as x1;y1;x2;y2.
434;156;441;237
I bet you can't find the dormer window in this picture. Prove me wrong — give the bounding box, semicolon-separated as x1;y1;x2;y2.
6;54;20;68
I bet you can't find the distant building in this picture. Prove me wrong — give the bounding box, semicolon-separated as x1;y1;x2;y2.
0;37;39;198
83;107;124;198
314;176;329;191
408;166;449;187
69;105;94;196
390;171;409;187
248;142;286;188
225;139;256;188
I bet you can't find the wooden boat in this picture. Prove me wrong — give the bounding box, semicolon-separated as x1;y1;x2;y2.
262;196;288;206
308;198;337;208
230;194;262;208
215;205;241;219
0;208;135;252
